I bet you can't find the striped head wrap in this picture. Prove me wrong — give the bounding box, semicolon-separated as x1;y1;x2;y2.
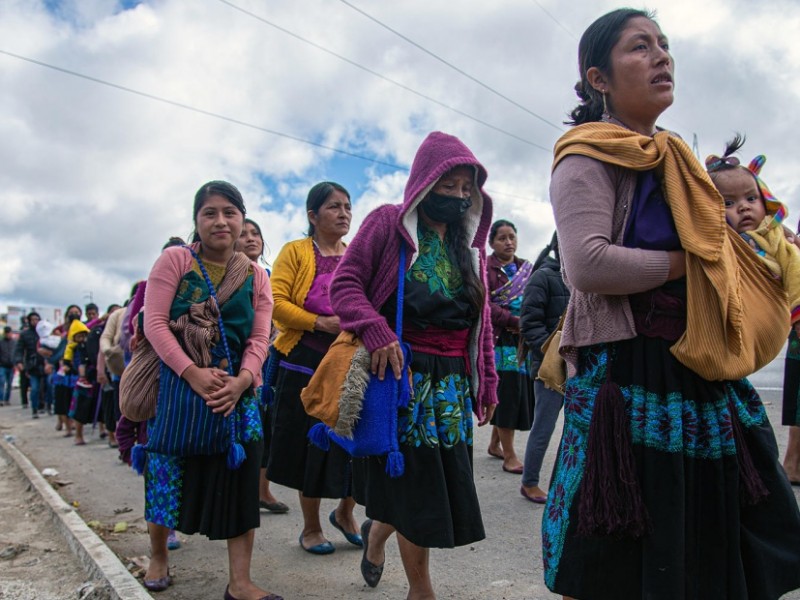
747;155;786;225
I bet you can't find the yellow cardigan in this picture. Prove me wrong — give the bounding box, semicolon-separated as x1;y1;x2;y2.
271;237;319;355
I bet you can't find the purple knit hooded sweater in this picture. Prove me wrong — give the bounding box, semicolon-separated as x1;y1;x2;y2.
329;131;498;418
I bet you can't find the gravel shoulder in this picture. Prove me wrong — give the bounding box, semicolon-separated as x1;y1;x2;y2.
0;448;100;600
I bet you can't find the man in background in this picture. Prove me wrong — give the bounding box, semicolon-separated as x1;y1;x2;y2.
14;312;44;418
0;326;14;406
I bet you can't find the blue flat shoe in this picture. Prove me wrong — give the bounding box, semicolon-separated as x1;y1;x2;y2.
299;533;335;555
328;510;364;547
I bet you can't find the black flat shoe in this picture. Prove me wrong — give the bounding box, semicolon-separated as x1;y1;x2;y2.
360;519;384;588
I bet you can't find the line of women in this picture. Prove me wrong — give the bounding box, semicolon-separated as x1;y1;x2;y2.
132;9;800;600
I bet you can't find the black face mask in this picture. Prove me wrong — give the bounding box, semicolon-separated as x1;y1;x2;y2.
420;191;472;224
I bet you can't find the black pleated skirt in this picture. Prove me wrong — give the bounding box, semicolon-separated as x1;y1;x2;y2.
266;344;353;498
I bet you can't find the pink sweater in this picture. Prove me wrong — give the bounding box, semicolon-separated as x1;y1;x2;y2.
143;244;273;385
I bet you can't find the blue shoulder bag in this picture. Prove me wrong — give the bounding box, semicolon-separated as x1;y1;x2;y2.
309;243;412;477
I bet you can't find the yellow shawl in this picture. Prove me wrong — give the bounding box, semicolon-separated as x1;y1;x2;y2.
553;122;789;380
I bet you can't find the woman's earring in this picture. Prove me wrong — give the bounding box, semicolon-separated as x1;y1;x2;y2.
602;90;608;115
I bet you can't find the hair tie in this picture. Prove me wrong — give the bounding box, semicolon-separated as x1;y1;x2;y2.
705;153;740;172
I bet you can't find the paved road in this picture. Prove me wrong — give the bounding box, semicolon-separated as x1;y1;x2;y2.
1;351;799;600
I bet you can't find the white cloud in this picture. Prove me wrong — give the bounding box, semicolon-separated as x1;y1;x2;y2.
0;0;798;311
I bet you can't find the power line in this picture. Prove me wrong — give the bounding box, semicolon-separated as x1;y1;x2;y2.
0;48;546;204
0;49;405;170
336;0;563;133
215;0;550;151
530;0;578;41
525;1;691;136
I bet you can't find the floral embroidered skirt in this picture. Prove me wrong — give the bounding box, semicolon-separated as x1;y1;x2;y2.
354;350;485;548
783;330;800;427
144;395;263;540
267;344;354;498
490;329;534;430
542;335;800;600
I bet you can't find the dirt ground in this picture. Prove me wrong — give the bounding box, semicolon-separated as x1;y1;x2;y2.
0;450;105;600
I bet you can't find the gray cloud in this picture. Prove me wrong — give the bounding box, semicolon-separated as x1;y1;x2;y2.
1;0;797;312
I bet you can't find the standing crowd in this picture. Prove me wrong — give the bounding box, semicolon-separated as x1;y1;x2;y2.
3;7;800;600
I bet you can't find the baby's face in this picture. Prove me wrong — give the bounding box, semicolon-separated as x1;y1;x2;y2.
716;168;766;234
73;332;87;344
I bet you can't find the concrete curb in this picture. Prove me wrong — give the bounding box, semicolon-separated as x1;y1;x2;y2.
0;437;153;600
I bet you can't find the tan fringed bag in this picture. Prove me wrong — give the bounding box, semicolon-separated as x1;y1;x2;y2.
300;331;371;435
536;313;567;395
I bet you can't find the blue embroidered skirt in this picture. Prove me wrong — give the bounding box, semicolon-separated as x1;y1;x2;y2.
542;335;800;599
354;350;485;548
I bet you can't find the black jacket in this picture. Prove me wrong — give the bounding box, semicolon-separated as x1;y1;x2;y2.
0;336;14;368
519;257;570;376
13;327;44;375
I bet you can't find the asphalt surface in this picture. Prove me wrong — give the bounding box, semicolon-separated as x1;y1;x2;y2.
0;351;799;600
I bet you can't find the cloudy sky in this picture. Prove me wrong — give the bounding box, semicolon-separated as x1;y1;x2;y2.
1;0;798;316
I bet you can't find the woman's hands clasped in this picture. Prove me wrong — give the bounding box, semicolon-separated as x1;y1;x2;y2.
183;365;254;417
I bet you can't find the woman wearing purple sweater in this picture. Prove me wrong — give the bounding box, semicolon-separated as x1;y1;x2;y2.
330;131;498;599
